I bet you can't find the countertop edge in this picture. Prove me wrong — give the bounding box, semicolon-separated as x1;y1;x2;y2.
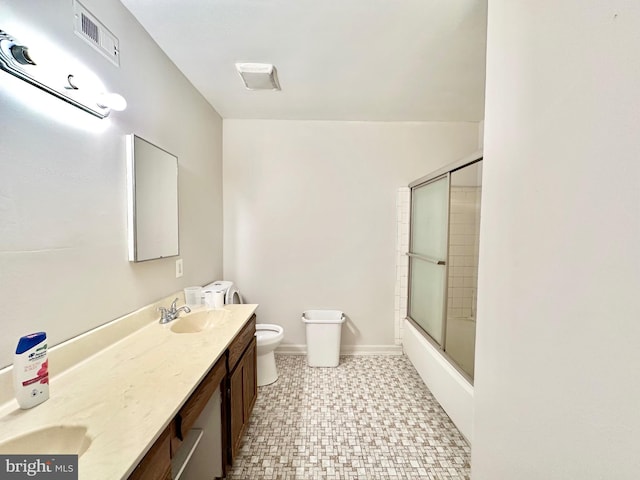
0;300;259;480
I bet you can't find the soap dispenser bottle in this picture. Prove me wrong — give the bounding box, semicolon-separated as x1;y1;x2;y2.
13;332;49;409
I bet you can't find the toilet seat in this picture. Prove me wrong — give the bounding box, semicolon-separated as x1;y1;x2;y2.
256;329;278;340
255;324;284;347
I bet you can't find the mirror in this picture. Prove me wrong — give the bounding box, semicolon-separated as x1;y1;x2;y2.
126;134;179;262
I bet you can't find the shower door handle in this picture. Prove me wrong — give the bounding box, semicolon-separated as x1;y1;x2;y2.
406;253;446;265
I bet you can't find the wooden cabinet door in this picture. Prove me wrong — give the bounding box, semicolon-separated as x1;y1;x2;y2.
227;320;258;465
229;337;258;462
243;338;257;420
229;359;245;460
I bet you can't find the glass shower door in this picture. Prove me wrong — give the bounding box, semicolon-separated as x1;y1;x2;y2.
408;175;449;345
444;161;482;378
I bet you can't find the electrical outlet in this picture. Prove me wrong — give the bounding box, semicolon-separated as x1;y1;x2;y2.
175;259;183;278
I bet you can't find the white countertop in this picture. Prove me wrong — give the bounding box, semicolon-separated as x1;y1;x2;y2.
0;302;258;480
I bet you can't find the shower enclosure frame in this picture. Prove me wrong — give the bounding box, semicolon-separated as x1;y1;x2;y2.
407;151;483;383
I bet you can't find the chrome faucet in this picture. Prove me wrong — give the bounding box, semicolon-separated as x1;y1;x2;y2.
158;298;191;324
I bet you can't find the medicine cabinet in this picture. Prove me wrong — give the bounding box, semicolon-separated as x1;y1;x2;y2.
126;134;179;262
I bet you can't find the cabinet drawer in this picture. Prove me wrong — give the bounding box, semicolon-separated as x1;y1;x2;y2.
172;355;226;454
128;426;171;480
228;315;256;372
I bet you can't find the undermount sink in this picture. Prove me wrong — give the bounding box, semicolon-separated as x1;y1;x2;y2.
0;425;91;456
170;309;228;333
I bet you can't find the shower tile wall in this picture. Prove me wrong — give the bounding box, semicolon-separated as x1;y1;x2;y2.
447;187;481;320
395;187;410;345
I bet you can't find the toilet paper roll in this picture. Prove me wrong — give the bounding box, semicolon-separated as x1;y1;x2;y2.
204;290;215;310
214;291;225;309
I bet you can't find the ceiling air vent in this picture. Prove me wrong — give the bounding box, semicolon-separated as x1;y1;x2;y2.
73;0;120;67
235;63;281;91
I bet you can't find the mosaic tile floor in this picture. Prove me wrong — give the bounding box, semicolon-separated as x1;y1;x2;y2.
227;355;470;480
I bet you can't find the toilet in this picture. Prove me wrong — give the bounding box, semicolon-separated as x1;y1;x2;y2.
255;324;284;386
202;280;243;304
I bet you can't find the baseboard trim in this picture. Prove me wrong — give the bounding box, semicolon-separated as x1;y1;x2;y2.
276;345;306;355
276;344;403;356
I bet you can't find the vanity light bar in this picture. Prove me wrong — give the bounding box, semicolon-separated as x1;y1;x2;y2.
0;29;126;118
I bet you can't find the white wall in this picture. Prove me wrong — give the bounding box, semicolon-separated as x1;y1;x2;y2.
473;1;640;478
0;0;223;368
223;120;479;351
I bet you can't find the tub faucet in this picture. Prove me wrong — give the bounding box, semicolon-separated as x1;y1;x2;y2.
158;298;191;324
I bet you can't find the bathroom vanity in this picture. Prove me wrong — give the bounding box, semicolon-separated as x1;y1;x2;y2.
0;297;258;480
130;314;257;480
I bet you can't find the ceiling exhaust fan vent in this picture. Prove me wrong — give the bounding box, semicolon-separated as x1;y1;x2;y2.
235;63;281;91
73;0;120;67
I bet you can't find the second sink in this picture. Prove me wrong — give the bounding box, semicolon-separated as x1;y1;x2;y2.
0;425;91;456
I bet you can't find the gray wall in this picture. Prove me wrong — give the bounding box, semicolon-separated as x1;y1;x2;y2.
0;0;223;367
473;1;640;478
223;119;479;350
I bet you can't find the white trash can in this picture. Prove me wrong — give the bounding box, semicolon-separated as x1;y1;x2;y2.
301;310;345;367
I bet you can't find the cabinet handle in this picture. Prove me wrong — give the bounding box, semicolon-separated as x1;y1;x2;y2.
175;415;184;441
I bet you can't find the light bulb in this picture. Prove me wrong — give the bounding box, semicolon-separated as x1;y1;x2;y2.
96;92;127;111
